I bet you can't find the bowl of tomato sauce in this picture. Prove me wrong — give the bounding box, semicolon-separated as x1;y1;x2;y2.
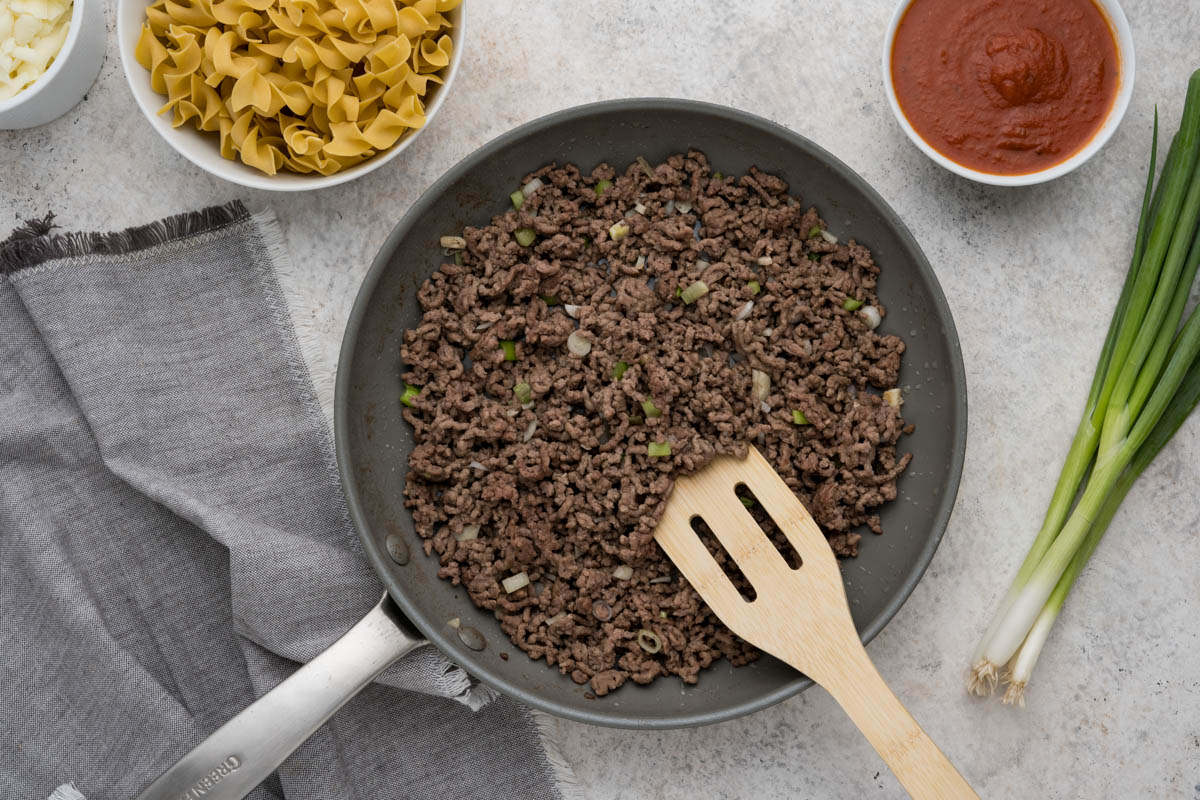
882;0;1134;186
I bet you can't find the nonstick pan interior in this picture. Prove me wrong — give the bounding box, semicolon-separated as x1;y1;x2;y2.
334;98;967;729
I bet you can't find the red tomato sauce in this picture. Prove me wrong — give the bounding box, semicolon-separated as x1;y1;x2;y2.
891;0;1120;175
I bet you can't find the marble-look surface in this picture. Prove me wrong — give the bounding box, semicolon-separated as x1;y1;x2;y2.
4;2;1200;798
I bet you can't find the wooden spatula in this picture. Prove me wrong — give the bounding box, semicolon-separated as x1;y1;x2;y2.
655;445;977;799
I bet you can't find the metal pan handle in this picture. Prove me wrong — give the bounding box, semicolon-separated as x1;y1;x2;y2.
134;594;426;800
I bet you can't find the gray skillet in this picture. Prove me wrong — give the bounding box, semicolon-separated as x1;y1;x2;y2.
135;98;967;800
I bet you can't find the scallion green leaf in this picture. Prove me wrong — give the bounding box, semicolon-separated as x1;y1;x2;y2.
791;409;809;425
843;298;864;311
540;295;559;306
808;225;822;238
500;340;517;361
609;221;630;241
612;361;629;380
400;384;421;407
747;280;761;296
740;496;755;508
647;441;671;458
510;190;525;210
595;179;613;196
514;228;536;247
641;398;662;418
513;382;532;405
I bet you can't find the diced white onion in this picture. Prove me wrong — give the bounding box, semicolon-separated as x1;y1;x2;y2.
760;400;772;414
440;235;467;250
755;255;772;266
883;388;903;407
634;202;648;215
751;369;771;402
696;260;710;271
567;331;592;357
664;199;675;215
635;255;646;270
735;300;754;321
521;400;535;411
563;304;580;319
546;612;568;626
469;460;488;472
523;419;539;442
820;230;839;244
502;572;530;593
448;617;461;629
676;201;693;213
859;305;881;329
506;407;520;418
648;576;672;585
455;524;480;542
763;327;774;337
474;321;495;332
613;565;634;580
521;177;544;197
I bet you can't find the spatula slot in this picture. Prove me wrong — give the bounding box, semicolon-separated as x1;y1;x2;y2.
733;482;802;570
688;514;757;602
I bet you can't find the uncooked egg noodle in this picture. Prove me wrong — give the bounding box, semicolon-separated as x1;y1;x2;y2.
135;0;458;176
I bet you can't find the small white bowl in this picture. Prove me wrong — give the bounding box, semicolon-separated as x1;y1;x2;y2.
881;0;1135;187
0;0;105;130
116;1;466;192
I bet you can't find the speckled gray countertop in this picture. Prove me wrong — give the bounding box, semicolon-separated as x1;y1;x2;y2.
4;2;1199;798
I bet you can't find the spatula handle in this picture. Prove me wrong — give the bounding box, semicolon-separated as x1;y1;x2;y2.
807;643;978;799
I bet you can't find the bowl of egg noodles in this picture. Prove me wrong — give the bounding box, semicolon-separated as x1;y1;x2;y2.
116;0;465;191
0;0;105;129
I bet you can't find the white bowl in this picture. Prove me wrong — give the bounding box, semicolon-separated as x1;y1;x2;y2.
0;0;105;130
116;1;466;192
881;0;1135;187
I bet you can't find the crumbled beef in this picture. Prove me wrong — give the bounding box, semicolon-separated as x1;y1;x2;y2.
401;152;911;696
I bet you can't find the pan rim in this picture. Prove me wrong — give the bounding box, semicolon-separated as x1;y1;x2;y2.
335;97;968;729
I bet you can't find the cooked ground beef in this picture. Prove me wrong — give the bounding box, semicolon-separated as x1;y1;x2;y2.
401;151;912;696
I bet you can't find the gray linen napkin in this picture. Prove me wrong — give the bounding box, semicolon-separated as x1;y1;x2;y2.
0;203;577;800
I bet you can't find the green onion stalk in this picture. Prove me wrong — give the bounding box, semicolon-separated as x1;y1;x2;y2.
969;69;1200;700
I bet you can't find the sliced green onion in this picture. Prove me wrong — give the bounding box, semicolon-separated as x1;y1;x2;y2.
514;227;536;247
674;286;683;299
713;171;723;180
808;253;819;262
680;281;709;304
628;414;644;424
647;441;671;458
500;340;517;361
513;382;532;405
791;409;809;425
400;384;421;406
540;294;559;306
636;156;655;178
659;610;668;618
747;280;761;295
454;252;464;266
636;628;663;653
510;190;525;210
502;572;530;594
609;221;630;241
595;179;613;196
808;225;822;238
612;360;629;380
740;496;756;508
641;398;662;418
843;298;864;311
